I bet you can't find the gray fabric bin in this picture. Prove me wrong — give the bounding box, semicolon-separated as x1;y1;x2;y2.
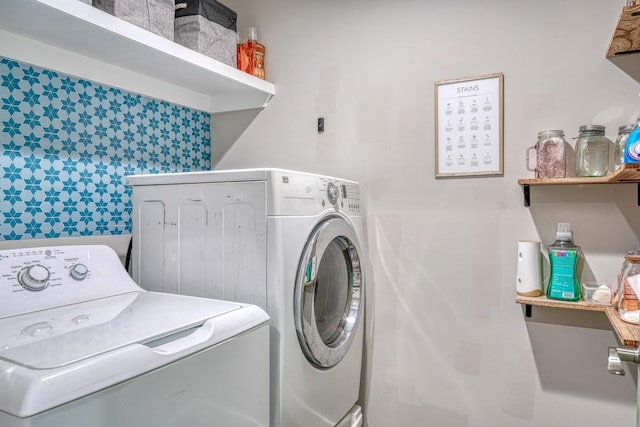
93;0;174;41
174;0;237;67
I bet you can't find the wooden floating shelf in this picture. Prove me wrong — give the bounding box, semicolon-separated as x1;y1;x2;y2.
607;4;640;83
516;295;638;347
518;164;640;206
518;164;640;186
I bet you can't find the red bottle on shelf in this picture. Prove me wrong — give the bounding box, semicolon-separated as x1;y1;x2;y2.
237;27;265;80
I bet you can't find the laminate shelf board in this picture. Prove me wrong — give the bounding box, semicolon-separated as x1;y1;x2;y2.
607;4;640;83
518;164;640;206
519;164;640;186
516;295;638;347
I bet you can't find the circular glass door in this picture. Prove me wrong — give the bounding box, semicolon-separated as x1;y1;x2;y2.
294;216;363;369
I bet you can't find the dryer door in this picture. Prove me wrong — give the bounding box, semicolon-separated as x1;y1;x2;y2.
294;216;363;369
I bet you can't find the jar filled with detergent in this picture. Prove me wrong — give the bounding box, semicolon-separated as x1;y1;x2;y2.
619;254;640;325
575;125;610;177
624;116;640;164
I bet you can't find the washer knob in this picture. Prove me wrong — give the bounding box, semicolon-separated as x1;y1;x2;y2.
327;182;339;205
19;264;50;291
70;263;89;281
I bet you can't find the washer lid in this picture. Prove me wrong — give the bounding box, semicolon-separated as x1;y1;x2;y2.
0;291;269;419
0;291;242;370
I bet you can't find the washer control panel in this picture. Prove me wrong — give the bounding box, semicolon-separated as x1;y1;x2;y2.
0;245;140;318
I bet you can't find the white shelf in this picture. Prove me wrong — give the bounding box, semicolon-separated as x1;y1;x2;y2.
0;0;275;114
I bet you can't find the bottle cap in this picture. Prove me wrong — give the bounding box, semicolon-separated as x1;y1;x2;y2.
247;27;258;41
556;222;572;240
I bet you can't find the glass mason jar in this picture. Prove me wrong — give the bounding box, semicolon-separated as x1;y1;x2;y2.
614;123;633;170
526;130;567;178
575;125;611;177
619;254;640;325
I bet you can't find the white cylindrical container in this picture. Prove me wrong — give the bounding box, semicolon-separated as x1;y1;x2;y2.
516;240;543;296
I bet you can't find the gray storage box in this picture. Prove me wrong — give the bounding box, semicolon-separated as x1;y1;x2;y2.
174;0;237;67
93;0;174;41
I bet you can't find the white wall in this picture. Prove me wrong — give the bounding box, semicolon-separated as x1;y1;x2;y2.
220;0;640;425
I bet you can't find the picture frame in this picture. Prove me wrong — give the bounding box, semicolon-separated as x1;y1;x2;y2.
434;73;504;178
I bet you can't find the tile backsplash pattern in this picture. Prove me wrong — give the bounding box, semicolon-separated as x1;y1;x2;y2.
0;57;211;241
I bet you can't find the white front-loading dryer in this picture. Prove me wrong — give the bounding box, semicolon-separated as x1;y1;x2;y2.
128;168;366;427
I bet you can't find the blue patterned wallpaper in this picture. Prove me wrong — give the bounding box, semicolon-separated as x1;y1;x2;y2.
0;57;211;241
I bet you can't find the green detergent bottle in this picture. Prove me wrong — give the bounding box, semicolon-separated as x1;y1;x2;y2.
547;223;581;301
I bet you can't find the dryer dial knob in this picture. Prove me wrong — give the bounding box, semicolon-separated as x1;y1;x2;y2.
19;264;50;291
70;263;89;281
327;182;339;205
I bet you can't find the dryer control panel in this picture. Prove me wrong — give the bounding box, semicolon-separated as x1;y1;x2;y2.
0;245;140;318
268;170;362;216
316;177;361;214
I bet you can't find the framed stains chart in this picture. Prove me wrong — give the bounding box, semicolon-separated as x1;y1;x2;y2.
435;73;504;178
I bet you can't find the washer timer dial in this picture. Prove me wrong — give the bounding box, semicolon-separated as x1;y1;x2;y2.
18;264;51;291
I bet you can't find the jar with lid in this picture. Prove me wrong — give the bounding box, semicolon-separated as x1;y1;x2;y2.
575;125;611;177
614;123;633;170
526;130;567;178
618;254;640;325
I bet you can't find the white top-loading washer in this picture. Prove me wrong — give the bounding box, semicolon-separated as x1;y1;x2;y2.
0;245;270;427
